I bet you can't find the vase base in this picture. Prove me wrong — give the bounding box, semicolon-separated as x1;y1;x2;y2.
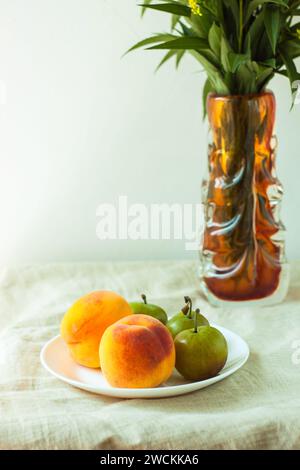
198;263;290;308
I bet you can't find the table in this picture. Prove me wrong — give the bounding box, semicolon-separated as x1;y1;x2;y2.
0;260;299;449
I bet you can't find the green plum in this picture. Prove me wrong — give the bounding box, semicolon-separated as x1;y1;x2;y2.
167;296;209;339
129;294;168;325
175;309;228;381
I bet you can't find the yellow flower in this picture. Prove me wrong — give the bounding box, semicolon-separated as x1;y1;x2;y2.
188;0;202;16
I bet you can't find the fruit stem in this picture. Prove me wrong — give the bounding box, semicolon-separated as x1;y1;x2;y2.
181;304;189;316
184;296;192;319
194;308;200;333
141;294;147;305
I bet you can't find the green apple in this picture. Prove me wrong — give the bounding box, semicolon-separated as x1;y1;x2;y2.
167;296;209;339
175;309;228;381
129;294;168;325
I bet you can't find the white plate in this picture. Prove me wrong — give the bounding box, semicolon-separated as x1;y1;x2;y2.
40;324;249;399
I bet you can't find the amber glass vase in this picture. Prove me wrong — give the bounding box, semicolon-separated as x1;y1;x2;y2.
200;91;289;307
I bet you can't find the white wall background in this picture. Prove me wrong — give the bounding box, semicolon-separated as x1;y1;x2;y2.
0;0;299;265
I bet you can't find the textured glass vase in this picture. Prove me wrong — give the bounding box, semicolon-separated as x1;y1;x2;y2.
200;91;289;307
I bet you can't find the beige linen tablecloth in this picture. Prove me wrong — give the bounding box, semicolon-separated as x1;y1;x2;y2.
0;260;300;450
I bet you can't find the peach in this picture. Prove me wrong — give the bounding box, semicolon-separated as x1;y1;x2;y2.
61;291;132;368
100;314;175;388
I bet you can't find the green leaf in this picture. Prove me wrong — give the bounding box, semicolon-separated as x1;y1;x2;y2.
223;0;239;24
256;67;274;90
276;69;288;77
279;46;300;86
246;0;288;23
279;39;300;59
228;52;251;72
125;34;176;54
139;3;191;17
201;49;220;68
189;50;230;94
259;58;276;67
188;11;213;38
248;9;265;54
147;37;208;50
202;79;215;119
244;32;252;56
171;14;180;30
141;0;152;17
257;30;274;62
221;34;251;75
235;63;257;94
215;1;225;24
264;5;280;54
208;23;221;57
220;37;232;72
224;72;235;93
155;49;177;71
176;49;185;68
178;20;197;38
279;44;300;106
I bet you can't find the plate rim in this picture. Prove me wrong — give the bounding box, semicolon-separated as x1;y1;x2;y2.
40;324;250;398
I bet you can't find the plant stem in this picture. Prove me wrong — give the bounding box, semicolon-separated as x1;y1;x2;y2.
141;294;147;304
239;0;244;53
194;308;200;333
184;296;193;319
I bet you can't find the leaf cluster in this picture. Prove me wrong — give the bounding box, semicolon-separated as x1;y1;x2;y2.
129;1;300;114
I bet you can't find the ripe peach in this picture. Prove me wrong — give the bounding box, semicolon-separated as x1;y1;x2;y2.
100;314;175;388
61;291;132;368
